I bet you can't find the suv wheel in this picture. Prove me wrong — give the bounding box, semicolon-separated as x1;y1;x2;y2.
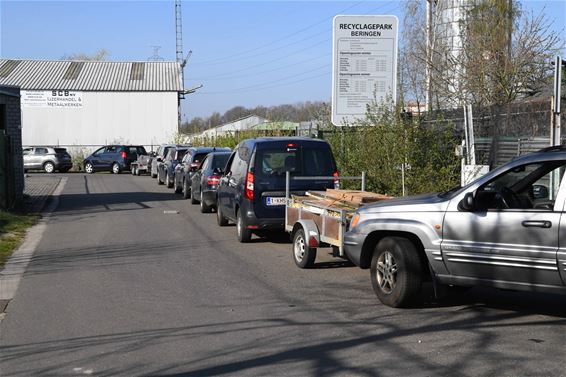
293;228;316;268
200;191;211;213
190;187;199;204
236;210;252;243
216;200;228;226
182;179;190;199
174;177;182;194
370;237;423;308
85;162;94;174
157;171;164;185
166;173;173;188
112;163;121;174
43;161;55;174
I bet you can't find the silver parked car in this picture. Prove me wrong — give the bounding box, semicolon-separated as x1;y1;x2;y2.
23;146;73;173
344;146;566;307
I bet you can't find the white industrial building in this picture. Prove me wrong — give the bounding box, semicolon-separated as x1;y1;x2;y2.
0;59;183;148
194;115;267;139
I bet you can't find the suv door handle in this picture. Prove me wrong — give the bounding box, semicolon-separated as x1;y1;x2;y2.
522;220;552;228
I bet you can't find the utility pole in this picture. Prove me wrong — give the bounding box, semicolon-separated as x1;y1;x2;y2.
551;56;564;146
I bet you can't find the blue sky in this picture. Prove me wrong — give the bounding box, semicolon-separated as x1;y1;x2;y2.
1;0;565;122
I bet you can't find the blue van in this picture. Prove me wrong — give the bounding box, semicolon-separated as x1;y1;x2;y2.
216;137;338;242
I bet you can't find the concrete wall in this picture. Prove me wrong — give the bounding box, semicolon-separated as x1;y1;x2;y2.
21;91;179;147
0;86;24;207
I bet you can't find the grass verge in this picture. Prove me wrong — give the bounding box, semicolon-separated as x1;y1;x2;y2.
0;211;40;269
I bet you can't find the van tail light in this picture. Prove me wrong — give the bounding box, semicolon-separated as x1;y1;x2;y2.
333;170;340;189
207;175;221;186
245;171;254;200
121;151;127;158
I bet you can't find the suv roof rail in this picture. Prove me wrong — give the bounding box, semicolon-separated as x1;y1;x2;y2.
538;145;566;153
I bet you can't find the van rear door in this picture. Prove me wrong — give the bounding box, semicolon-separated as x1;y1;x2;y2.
253;141;336;219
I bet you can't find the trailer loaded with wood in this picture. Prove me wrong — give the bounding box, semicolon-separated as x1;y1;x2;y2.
284;172;392;268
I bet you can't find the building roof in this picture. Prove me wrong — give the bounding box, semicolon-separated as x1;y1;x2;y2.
252;121;299;131
0;59;183;92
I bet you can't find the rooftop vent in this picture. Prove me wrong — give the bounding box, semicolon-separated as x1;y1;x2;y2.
63;61;85;80
130;62;145;81
0;60;21;78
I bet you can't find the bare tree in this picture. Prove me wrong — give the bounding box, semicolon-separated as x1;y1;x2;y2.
61;48;109;61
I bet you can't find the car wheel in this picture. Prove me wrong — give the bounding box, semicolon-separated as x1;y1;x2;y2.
157;171;164;185
85;162;94;174
236;210;252;243
182;179;190;199
166;173;174;188
136;168;141;176
151;169;157;178
131;166;136;175
370;237;423;308
190;186;199;204
43;161;55;174
216;200;228;226
112;163;121;174
293;228;316;268
200;190;211;213
174;177;182;194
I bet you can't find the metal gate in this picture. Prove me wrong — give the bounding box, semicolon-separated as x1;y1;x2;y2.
0;134;13;209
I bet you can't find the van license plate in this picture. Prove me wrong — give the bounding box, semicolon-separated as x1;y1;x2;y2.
266;197;286;206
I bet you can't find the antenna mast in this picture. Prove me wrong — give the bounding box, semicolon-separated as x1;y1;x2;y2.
175;0;184;89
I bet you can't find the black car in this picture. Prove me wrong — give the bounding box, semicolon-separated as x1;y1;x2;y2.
174;147;231;198
157;146;189;188
216;137;338;242
189;151;231;212
84;145;147;174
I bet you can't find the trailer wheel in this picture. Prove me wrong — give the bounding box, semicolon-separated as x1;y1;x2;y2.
370;237;423;308
293;228;316;268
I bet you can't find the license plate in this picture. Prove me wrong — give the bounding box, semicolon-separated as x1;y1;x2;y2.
266;197;286;206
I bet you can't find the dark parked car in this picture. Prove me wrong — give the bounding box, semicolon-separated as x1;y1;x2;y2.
22;146;73;173
189;151;231;212
84;145;147;174
174;147;231;198
216;137;338;242
157;146;190;188
151;144;174;178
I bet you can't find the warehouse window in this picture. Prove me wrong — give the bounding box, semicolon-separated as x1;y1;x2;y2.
130;62;145;81
63;61;85;80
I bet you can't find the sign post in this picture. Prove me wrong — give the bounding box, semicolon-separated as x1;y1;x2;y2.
332;15;398;126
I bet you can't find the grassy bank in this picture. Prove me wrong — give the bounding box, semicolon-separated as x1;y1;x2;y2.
0;211;40;268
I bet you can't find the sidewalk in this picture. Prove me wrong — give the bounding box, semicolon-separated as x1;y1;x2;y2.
21;174;63;213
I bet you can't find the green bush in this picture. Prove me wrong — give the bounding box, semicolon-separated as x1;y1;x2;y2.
328;102;460;197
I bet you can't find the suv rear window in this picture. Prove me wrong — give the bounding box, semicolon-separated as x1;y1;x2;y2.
193;153;208;164
127;146;147;156
212;154;230;170
54;148;68;154
255;146;335;177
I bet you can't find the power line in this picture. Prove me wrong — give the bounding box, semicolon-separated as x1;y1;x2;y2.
192;1;368;65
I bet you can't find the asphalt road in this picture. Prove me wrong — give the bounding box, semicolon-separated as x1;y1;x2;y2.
1;173;565;376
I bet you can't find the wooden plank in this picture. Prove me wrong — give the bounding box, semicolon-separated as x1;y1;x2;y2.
324;189;392;205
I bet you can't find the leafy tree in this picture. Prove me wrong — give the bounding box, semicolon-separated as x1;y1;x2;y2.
61;48;109;61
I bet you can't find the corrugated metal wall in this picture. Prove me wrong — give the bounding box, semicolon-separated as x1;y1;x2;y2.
21;91;178;147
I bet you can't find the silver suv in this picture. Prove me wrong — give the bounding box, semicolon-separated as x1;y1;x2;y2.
23;146;73;173
345;147;566;307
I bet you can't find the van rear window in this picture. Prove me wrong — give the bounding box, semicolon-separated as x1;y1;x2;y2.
255;147;334;177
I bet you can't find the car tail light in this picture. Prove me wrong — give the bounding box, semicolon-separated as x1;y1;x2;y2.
245;171;254;200
333;170;340;189
121;151;127;158
207;175;221;185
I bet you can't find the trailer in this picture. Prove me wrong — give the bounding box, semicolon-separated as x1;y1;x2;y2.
130;155;151;176
284;172;391;268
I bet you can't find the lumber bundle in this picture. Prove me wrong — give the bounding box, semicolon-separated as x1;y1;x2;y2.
324;189;393;206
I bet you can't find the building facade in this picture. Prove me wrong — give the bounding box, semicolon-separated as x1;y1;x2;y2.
0;59;183;149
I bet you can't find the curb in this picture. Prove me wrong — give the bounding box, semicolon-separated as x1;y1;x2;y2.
0;177;67;317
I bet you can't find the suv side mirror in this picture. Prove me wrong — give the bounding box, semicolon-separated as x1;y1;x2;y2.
156;157;163;162
213;167;223;175
459;192;475;211
532;184;549;200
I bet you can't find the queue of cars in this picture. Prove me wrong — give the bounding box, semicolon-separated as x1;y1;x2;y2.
25;139;566;308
